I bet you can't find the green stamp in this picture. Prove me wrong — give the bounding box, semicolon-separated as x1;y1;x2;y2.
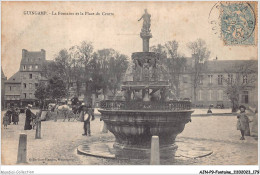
220;2;256;45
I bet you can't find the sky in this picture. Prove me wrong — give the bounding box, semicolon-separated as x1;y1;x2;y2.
1;1;258;79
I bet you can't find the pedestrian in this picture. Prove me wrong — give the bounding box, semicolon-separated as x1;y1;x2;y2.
12;108;20;125
5;109;12;125
207;106;212;114
3;112;9;129
82;107;95;136
24;104;33;130
79;103;87;122
237;105;250;140
250;109;258;138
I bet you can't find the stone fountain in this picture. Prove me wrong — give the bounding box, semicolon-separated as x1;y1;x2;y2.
98;10;194;159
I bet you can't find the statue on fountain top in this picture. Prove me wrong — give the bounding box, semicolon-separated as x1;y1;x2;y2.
138;9;151;34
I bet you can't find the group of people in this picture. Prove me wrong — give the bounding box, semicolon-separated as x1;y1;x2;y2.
3;107;20;129
2;104;36;130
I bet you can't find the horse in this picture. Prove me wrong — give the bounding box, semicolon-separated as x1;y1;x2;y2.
54;104;81;122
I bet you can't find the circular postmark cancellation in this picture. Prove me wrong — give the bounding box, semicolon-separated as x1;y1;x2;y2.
208;2;256;45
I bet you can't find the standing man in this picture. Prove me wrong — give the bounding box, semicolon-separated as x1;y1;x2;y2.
82;106;90;136
24;104;33;130
82;107;94;136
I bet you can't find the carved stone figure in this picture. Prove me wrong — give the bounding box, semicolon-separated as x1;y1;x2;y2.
138;9;151;33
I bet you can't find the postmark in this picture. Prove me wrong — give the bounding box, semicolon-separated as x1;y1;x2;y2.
209;2;257;46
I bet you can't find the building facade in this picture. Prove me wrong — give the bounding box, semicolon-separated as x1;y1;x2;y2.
1;68;7;109
4;49;47;108
179;59;258;108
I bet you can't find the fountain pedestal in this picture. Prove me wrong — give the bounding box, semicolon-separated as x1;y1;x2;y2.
98;9;194;159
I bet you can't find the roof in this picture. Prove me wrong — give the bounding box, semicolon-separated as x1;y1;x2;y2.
5;71;21;83
184;58;257;73
20;50;45;65
1;67;6;79
203;60;257;73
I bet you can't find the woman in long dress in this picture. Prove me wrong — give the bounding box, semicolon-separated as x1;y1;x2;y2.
237;105;250;140
24;105;32;130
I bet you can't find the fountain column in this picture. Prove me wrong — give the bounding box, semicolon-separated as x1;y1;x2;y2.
141;32;152;52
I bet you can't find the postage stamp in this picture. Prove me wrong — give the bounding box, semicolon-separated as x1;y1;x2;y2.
220;2;257;45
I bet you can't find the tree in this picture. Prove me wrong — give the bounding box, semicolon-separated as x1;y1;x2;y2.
93;49;129;98
34;82;48;109
165;41;187;99
224;61;257;112
54;49;72;99
47;75;67;102
107;53;129;96
150;41;186;99
77;41;94;102
187;39;210;103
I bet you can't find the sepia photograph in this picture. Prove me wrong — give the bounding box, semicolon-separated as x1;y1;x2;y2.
1;1;259;174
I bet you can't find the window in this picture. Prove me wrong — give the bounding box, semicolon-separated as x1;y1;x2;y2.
24;93;27;99
208;90;212;101
9;86;11;91
29;65;32;70
217;90;223;101
35;65;38;69
199;75;203;85
243;75;248;84
24;83;26;88
35;83;38;88
23;65;26;70
29;74;32;79
208;75;213;84
29;93;32;99
198;90;203;101
29;83;32;89
241;91;249;104
228;74;233;84
183;76;188;83
218;75;223;85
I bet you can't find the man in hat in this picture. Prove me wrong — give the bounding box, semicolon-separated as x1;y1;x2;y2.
237;105;250;140
24;104;33;130
82;105;91;136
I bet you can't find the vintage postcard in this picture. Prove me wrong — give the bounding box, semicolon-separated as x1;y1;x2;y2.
1;1;258;174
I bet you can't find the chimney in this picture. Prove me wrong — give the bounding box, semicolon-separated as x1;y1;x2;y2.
22;49;27;59
41;49;46;60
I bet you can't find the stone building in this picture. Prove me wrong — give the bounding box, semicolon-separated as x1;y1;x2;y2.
179;58;258;108
4;49;47;108
1;67;7;109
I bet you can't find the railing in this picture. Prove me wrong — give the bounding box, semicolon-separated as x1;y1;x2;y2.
100;100;192;111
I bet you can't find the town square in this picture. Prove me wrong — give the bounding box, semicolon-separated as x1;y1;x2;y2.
1;1;258;174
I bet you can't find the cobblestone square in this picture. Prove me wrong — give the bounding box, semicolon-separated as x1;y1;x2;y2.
1;109;258;165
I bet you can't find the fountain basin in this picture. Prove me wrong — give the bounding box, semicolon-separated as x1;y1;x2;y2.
99;100;193;158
